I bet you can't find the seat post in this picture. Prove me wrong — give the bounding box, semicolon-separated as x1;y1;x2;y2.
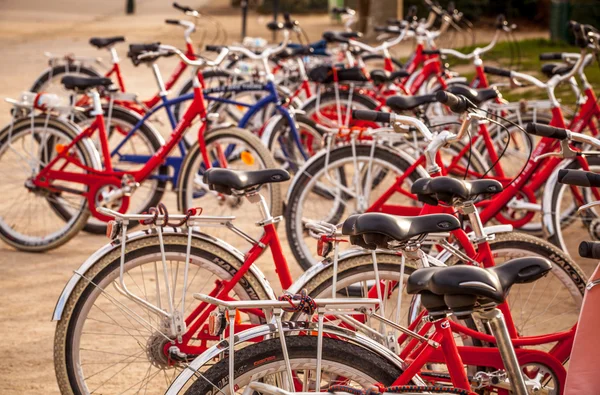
151;63;168;97
245;191;273;226
476;308;528;395
89;89;103;116
459;201;487;243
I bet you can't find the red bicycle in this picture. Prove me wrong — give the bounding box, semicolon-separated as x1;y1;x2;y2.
0;44;278;252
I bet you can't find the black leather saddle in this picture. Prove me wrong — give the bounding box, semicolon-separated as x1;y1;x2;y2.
342;212;461;249
61;76;113;91
541;63;573;78
322;31;362;44
386;94;437;112
446;85;500;105
308;65;369;84
370;69;410;85
203;168;290;195
407;257;552;318
274;46;315;61
411;177;503;206
89;36;125;49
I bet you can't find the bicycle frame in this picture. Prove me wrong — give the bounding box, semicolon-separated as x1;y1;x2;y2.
368;94;600;228
393;313;568;392
203;79;310;163
32;83;212;222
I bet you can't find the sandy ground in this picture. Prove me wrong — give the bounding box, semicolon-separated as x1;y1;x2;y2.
0;0;586;394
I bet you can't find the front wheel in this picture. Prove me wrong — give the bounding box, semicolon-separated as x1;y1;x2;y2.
0;116;95;251
177;126;282;251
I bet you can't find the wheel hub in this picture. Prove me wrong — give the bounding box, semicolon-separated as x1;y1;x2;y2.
145;332;172;369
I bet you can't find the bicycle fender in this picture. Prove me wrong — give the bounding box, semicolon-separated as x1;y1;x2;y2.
52;229;277;321
165;321;422;394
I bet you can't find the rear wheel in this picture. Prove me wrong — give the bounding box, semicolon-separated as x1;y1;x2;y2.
60;105;168;235
30;64;101;96
54;234;271;395
183;336;404;395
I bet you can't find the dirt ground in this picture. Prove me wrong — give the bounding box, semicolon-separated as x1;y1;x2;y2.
0;0;590;394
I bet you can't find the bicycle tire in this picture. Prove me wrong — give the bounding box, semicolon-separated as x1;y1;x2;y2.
54;233;272;395
56;105;168;235
0;116;95;251
30;64;101;93
285;144;426;270
183;336;404;394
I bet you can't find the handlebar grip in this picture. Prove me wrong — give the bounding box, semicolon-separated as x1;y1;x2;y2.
173;2;193;13
331;6;351;15
525;123;569;140
352;109;391;124
483;66;512;78
495;14;506;29
435;91;470;113
539;52;563;61
206;45;225;53
423;49;441;56
267;21;285;31
405;5;418;21
558;169;600;187
578;241;600;260
165;19;181;25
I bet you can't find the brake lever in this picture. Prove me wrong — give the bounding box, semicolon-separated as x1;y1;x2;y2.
533;140;578;162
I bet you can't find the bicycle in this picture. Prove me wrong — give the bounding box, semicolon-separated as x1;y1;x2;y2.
167;219;559;394
285;33;599;268
0;44;277;251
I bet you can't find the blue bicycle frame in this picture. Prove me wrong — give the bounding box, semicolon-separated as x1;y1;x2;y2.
111;79;308;186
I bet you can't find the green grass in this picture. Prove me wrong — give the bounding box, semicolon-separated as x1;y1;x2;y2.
444;38;600;107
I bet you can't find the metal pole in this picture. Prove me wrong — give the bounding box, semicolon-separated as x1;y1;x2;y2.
241;0;248;41
126;0;135;14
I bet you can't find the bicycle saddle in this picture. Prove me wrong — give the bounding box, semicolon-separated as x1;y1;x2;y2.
541;63;573;78
386;94;437;112
89;36;125;48
322;31;362;44
370;69;410;85
61;76;113;91
445;85;500;105
203;168;290;195
341;212;461;249
411;177;503;206
274;46;315;60
407;257;552;318
308;65;369;84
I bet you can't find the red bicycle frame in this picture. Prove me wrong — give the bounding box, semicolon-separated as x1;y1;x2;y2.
33;83;213;222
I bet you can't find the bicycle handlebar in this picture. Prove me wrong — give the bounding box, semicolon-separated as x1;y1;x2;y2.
351;110;434;141
540;52;563;60
525;123;569;139
352;109;392;124
558;169;600;188
225;29;289;61
173;2;199;17
579;241;600;260
436;91;473;113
